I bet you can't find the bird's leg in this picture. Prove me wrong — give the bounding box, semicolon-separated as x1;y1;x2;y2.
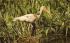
31;23;36;36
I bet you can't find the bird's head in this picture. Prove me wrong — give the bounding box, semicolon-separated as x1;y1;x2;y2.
40;6;46;10
40;6;50;14
36;6;50;18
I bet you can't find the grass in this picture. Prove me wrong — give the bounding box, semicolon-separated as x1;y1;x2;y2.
0;0;70;43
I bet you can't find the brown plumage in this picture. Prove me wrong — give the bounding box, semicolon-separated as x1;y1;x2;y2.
13;6;48;22
13;6;48;36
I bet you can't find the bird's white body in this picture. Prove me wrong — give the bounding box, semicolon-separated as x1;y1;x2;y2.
13;14;37;22
13;6;48;23
13;6;49;36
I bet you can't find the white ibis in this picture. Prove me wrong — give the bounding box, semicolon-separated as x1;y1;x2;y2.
13;6;49;36
13;6;49;22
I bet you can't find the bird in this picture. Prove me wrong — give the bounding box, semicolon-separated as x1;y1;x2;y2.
13;6;49;36
13;6;49;22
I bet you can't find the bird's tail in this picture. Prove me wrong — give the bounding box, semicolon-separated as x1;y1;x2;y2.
13;17;18;21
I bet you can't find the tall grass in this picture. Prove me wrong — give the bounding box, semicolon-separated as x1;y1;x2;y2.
0;0;70;43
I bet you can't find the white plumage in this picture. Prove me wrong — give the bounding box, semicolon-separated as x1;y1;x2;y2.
13;14;37;22
13;6;48;23
13;6;49;36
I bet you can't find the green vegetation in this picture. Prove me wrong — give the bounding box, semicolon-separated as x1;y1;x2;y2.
0;0;70;43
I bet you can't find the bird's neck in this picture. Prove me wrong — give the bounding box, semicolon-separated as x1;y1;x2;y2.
39;8;43;15
35;11;42;18
36;8;43;18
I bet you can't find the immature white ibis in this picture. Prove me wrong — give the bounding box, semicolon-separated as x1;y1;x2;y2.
13;6;49;22
13;6;49;36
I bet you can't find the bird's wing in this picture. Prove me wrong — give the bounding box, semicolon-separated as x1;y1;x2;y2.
23;14;36;22
13;16;26;21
